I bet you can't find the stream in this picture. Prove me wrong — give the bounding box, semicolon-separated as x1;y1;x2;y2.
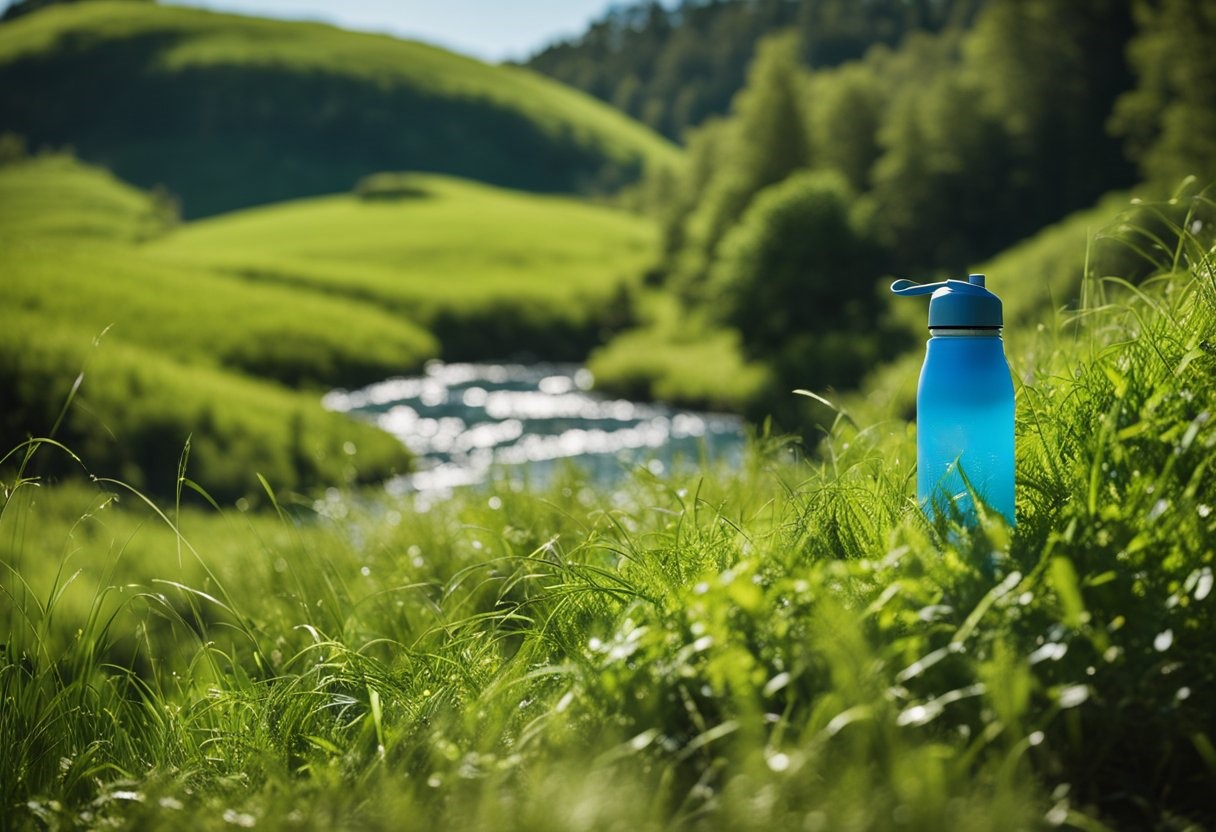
323;362;746;496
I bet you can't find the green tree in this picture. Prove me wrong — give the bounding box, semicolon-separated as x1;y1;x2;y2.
808;61;886;192
732;31;811;195
963;0;1137;224
675;32;812;289
870;69;1015;269
709;170;882;393
1112;0;1216;186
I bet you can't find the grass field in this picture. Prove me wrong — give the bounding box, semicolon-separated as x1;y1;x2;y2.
1;155;660;501
144;171;659;359
3;194;1214;829
0;0;681;215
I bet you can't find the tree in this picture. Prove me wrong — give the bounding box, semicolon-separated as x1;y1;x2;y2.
963;0;1137;222
731;31;811;194
674;31;812;289
1112;0;1216;186
709;170;882;393
808;61;886;192
869;66;1016;269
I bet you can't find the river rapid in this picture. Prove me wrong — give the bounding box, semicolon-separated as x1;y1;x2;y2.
323;362;746;498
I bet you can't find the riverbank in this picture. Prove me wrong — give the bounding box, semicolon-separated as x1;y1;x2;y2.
5;240;1215;829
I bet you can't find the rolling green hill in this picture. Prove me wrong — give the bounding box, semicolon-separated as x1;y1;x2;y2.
0;0;681;217
1;153;661;500
143;171;659;360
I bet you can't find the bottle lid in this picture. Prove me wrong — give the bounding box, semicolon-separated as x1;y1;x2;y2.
890;274;1002;328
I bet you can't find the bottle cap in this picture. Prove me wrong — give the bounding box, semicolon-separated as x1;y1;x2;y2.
890;274;1002;328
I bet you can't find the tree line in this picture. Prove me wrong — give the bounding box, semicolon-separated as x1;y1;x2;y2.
527;0;987;142
602;0;1216;426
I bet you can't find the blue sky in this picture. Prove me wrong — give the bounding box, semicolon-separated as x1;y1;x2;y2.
147;0;629;63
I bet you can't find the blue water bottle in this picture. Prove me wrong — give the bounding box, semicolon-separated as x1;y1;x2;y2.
891;274;1015;525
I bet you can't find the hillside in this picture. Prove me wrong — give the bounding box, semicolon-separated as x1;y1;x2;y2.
0;1;681;217
0;154;659;500
4;192;1215;829
143;171;658;360
526;0;984;141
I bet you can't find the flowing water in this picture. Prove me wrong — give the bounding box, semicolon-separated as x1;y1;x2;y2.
323;362;746;496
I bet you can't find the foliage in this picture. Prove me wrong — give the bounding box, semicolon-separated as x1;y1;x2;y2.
709;170;882;392
2;202;1215;830
526;0;982;141
670;33;811;293
0;0;680;217
592;0;1169;421
1112;0;1216;187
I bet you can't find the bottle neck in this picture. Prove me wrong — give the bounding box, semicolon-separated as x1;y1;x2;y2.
929;327;1002;337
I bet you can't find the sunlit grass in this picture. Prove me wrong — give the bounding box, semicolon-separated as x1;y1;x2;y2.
3;196;1214;829
143;172;660;334
1;155;660;500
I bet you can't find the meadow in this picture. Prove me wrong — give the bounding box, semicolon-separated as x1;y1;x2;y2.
0;0;680;215
3;193;1214;830
0;154;659;501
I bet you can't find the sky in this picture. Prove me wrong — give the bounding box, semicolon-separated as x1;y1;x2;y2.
143;0;629;63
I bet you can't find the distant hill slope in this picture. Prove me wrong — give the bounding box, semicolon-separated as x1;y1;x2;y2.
1;154;659;498
0;1;681;217
144;171;658;360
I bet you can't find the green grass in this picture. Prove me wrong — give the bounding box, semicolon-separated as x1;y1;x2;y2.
1;154;661;501
3;193;1214;830
143;171;659;359
0;0;681;215
587;293;770;411
848;183;1209;428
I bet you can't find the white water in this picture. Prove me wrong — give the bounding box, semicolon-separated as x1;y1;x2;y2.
324;361;745;496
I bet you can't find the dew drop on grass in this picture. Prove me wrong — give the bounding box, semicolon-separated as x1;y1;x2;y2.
360;566;371;577
629;729;658;751
1198;505;1213;519
1028;731;1045;746
222;809;256;827
1056;685;1089;709
487;496;502;510
1195;568;1213;601
763;672;791;697
1176;686;1191;702
766;752;791;772
1154;629;1173;652
1029;642;1067;664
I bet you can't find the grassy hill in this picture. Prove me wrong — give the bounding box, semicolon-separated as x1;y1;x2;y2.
0;0;681;217
1;154;660;500
3;193;1214;830
144;171;659;360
